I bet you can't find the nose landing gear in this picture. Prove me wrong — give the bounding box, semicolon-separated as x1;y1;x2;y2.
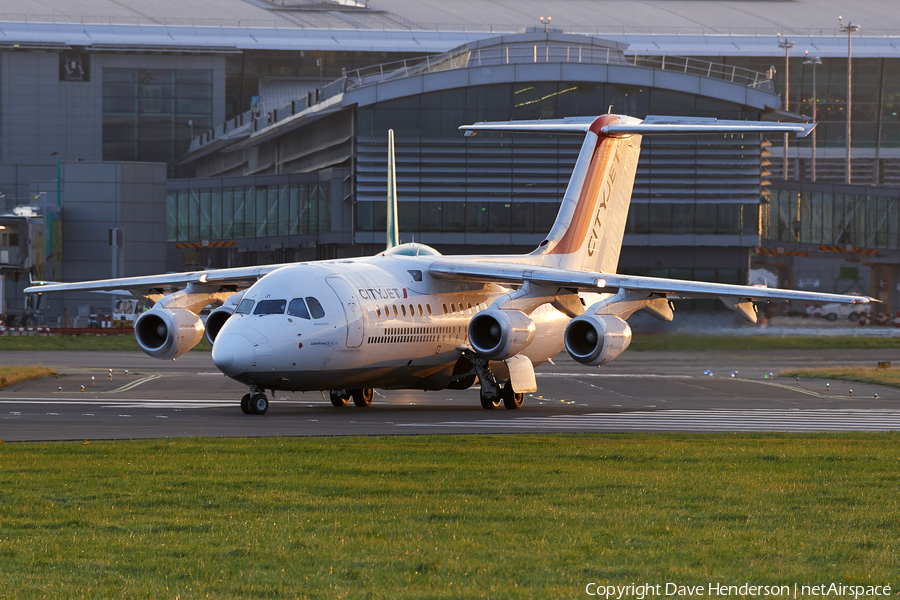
241;390;269;414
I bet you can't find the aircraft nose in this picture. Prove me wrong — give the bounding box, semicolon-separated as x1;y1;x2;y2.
212;333;255;376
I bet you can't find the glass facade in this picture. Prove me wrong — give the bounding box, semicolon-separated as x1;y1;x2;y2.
766;181;900;249
166;179;331;243
704;56;900;150
356;200;756;236
102;68;213;177
356;84;760;240
358;83;755;137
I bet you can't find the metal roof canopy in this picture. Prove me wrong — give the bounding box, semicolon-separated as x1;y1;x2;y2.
0;20;897;56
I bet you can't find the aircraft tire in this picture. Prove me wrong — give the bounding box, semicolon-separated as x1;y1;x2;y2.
330;391;349;407
240;393;252;415
249;393;269;415
480;390;501;409
352;388;374;407
502;384;524;410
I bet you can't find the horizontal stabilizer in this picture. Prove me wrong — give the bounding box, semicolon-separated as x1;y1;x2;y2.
460;115;814;138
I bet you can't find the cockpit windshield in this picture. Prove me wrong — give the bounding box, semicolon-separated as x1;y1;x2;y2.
235;299;255;314
288;297;326;320
253;299;286;315
287;298;310;319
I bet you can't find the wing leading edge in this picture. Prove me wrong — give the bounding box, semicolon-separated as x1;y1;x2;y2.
428;260;871;305
24;264;289;299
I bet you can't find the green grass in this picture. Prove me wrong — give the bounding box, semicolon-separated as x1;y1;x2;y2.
629;333;900;352
1;434;898;597
781;366;900;389
0;365;58;388
0;335;212;352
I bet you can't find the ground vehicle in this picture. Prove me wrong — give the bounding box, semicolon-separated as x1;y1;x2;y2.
820;302;860;322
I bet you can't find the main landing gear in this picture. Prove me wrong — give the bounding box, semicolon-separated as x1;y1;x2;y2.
464;352;525;410
330;388;374;408
241;391;269;415
478;382;524;410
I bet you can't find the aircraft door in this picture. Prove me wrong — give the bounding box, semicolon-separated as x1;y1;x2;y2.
325;277;365;348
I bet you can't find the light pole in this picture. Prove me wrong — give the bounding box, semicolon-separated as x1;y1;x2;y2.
803;51;822;181
840;16;860;183
778;35;795;179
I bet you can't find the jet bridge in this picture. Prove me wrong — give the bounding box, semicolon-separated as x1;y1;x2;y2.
0;206;48;326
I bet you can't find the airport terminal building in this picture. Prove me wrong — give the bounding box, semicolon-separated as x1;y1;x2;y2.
2;0;899;319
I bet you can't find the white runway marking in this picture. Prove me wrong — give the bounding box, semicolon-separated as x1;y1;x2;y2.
536;373;692;378
396;409;900;432
106;374;161;393
0;397;334;410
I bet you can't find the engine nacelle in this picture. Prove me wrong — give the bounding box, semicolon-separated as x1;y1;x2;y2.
205;292;244;344
564;314;632;366
468;308;535;360
205;308;231;344
135;307;205;360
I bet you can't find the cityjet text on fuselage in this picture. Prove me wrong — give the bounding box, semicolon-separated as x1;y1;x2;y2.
358;287;407;301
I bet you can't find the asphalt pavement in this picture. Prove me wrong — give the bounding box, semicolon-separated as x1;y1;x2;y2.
1;349;899;441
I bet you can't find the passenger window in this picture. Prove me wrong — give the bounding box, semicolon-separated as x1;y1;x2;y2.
288;298;310;320
426;304;433;316
254;299;286;315
235;299;255;314
306;297;326;319
392;305;398;317
376;307;382;317
442;303;448;315
450;303;456;313
401;305;407;317
417;304;423;316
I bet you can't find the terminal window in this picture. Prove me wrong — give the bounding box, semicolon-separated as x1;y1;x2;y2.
102;68;213;178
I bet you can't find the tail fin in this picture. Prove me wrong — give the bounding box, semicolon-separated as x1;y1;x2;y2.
459;115;815;274
386;129;400;250
534;115;641;273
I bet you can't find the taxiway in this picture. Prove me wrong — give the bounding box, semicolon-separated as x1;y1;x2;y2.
1;349;898;441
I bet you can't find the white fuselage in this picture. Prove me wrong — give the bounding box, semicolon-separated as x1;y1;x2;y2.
211;254;573;392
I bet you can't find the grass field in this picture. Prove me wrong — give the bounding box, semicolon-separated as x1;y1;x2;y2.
0;365;57;388
781;366;900;390
0;434;898;597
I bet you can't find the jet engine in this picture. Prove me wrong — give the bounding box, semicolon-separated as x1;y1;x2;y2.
564;314;632;366
135;307;205;360
468;308;535;360
205;292;244;344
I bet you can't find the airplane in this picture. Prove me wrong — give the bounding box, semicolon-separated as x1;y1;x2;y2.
26;114;872;415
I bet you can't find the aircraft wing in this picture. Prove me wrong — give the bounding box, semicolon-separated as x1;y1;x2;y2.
428;260;871;305
24;264;289;298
